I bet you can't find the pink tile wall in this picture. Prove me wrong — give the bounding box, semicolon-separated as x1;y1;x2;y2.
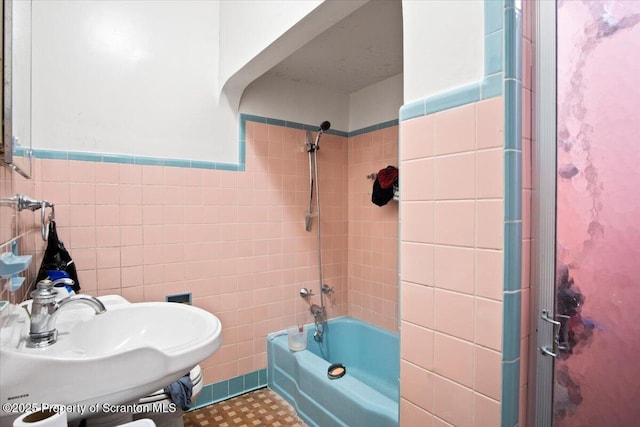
347;126;399;331
520;0;534;425
2;120;399;386
399;96;504;426
1;123;348;385
0;166;13;257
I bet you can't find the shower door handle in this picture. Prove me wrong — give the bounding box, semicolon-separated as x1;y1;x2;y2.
539;309;561;358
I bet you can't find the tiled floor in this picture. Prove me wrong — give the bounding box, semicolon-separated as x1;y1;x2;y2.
183;388;307;427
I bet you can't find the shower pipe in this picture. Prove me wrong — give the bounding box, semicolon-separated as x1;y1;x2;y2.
303;121;332;342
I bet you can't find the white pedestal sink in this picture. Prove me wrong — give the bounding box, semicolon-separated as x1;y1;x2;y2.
0;295;221;426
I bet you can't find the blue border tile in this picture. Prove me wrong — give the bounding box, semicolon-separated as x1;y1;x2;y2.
190;160;218;170
485;30;504;76
501;359;521;426
328;129;349;138
266;117;287;127
504;8;523;80
193;384;213;409
349;128;364;137
212;380;229;402
504;150;522;221
34;149;69;160
241;113;397;142
400;81;485;123
241;114;266;124
259;368;267;385
502;292;522;361
68;152;102;162
504;80;522;150
31;113;392;172
425;82;481;114
244;371;259;390
239;116;247;144
134;156;165;166
503;222;522;292
379;119;400;129
482;72;503;99
12;146;30;157
504;0;522;12
229;376;244;396
485;0;504;35
215;162;241;171
189;368;272;410
361;124;380;135
501;0;522;424
103;154;135;164
238;136;246;167
399;99;426;121
285;121;304;130
163;158;191;168
347;119;400;137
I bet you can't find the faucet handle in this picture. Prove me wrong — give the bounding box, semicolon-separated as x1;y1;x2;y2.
299;288;315;298
321;284;334;295
36;279;54;290
31;280;57;300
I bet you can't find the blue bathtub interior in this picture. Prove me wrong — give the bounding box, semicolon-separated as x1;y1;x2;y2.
267;316;399;427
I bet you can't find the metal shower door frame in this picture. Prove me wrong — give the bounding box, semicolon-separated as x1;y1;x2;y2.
529;0;557;426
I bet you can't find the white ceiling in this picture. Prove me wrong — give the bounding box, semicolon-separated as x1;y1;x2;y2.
266;0;403;94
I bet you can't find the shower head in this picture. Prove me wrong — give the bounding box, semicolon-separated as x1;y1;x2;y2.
319;121;331;132
314;121;331;150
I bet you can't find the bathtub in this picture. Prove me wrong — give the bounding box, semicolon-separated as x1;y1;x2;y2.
267;316;399;427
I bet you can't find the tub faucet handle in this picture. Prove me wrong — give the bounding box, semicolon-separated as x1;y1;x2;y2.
321;284;334;295
299;288;314;298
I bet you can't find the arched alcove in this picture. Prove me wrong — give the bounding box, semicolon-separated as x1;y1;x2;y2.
231;0;404;133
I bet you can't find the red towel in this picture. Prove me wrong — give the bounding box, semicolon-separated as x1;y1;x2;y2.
371;166;398;207
377;166;398;189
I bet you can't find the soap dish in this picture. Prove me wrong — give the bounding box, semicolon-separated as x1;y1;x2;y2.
327;363;346;379
0;252;33;278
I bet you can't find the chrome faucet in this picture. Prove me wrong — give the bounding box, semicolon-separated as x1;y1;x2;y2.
310;303;325;342
25;279;106;348
321;284;334;295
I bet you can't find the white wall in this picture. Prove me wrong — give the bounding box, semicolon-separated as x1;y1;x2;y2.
349;73;403;131
240;74;350;131
241;72;403;133
30;0;371;163
29;0;483;161
242;0;483;132
219;0;367;111
218;0;323;89
12;0;32;164
402;0;484;103
31;0;236;162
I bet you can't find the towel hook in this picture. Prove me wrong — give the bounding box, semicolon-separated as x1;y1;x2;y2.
40;202;56;241
41;202;55;241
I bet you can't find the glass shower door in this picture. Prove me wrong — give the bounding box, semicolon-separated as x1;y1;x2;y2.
553;1;640;425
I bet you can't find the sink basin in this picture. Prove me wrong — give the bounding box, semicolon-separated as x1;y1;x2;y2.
0;296;221;423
